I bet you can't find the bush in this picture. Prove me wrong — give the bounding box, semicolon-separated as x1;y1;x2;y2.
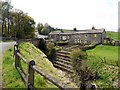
103;40;107;45
46;42;56;62
108;41;111;45
111;40;115;46
47;42;55;51
70;48;87;60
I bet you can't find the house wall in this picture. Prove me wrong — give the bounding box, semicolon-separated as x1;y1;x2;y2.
101;30;106;43
71;33;102;44
90;33;102;44
49;31;105;44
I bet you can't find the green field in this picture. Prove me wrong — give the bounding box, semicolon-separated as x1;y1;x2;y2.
87;45;118;65
106;31;120;40
86;45;119;88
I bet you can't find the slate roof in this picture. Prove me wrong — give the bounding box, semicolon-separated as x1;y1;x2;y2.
49;28;105;35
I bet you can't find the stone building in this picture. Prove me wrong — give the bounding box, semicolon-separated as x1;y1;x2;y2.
48;28;106;45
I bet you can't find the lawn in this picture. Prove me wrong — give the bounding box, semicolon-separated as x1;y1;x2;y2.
86;45;119;88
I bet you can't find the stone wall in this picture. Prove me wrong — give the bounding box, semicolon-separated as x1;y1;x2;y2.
18;38;40;47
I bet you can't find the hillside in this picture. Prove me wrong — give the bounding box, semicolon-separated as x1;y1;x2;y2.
3;42;77;88
86;45;119;88
106;31;120;40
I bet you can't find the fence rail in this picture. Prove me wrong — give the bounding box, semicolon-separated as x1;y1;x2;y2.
14;44;69;90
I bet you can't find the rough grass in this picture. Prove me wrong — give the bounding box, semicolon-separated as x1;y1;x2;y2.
86;45;119;88
3;42;77;88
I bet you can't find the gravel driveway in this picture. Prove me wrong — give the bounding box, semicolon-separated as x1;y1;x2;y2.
0;41;16;89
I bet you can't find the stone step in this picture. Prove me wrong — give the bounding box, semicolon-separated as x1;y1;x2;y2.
57;50;71;55
66;45;79;49
54;60;73;69
56;55;71;62
54;64;73;73
56;58;72;65
56;53;70;58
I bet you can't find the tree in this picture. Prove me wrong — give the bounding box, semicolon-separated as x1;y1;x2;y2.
0;0;36;39
40;23;52;35
37;22;55;35
12;9;35;39
23;15;35;38
37;23;44;34
1;0;13;37
0;1;2;35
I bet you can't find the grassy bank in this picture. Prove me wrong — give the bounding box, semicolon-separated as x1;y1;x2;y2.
86;45;119;88
3;42;76;88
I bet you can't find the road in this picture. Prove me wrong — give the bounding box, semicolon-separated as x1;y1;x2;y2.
0;41;16;89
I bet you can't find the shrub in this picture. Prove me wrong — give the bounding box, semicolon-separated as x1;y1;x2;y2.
108;41;110;45
47;42;56;62
70;48;87;60
103;40;107;45
47;42;55;51
111;40;115;46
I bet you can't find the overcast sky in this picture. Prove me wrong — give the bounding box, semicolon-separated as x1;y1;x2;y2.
8;0;119;31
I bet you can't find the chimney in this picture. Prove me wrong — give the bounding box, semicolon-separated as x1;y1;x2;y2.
92;26;95;30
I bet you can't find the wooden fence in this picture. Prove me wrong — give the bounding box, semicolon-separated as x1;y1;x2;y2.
14;44;69;90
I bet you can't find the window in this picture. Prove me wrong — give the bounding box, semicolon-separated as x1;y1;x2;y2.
81;40;83;43
67;36;69;39
85;34;88;38
94;34;97;37
74;39;76;43
80;40;82;43
77;39;80;43
84;40;87;44
62;36;67;40
89;34;91;37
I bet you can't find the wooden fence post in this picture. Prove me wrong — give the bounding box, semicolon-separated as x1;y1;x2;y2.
14;44;17;57
27;60;35;89
14;44;20;67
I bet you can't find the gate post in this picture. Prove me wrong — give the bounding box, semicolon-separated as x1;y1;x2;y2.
27;60;35;90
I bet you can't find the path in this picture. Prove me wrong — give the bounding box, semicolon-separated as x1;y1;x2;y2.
0;41;16;89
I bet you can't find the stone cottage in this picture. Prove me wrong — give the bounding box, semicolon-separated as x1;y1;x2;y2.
48;27;106;45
